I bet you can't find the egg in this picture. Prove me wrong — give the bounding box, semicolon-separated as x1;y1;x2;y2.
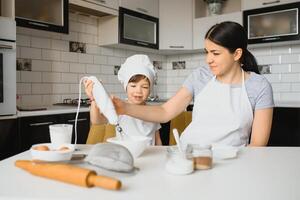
58;146;70;151
33;145;50;151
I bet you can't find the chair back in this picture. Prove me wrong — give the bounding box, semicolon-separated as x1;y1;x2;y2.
86;124;116;144
169;111;192;145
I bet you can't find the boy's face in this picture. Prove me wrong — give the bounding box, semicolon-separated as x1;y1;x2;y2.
126;78;150;105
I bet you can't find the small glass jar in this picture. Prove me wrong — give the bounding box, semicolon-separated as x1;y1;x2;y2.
165;146;194;175
187;144;213;170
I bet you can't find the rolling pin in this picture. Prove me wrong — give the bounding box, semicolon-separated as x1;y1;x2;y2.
15;160;121;190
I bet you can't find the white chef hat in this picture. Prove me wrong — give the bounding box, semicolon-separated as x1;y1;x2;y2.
118;54;156;91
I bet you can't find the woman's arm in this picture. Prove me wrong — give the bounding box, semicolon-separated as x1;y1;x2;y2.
249;108;273;146
113;86;193;123
155;130;162;146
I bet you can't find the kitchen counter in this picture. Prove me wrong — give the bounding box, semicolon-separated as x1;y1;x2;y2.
17;105;90;117
274;101;300;108
1;146;300;200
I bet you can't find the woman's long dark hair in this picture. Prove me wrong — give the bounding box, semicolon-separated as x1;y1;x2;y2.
205;21;259;74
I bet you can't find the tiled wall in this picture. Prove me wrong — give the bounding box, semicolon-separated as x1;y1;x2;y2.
16;12;166;107
16;12;300;107
164;45;300;103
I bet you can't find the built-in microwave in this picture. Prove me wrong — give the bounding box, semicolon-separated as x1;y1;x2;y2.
119;7;159;49
15;0;69;34
243;2;300;44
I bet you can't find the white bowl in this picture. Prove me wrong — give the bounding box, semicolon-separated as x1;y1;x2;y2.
107;136;151;158
30;143;75;162
211;144;240;159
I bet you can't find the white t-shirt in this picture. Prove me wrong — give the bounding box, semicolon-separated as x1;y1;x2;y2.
117;115;161;145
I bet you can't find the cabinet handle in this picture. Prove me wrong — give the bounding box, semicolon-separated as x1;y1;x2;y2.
262;0;280;5
136;41;149;46
0;44;13;49
98;0;106;4
136;7;148;13
28;21;49;27
29;122;54;127
67;118;88;123
169;46;184;48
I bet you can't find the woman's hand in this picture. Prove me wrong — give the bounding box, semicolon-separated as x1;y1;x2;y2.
111;95;127;115
84;79;94;101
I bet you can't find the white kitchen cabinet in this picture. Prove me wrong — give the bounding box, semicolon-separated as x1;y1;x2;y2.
69;0;118;16
242;0;298;10
193;12;242;50
159;0;193;50
119;0;159;17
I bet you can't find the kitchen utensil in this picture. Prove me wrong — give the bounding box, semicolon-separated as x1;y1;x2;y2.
85;143;135;173
15;160;121;190
172;129;185;158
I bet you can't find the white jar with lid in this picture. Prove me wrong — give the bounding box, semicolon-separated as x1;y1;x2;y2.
165;146;194;175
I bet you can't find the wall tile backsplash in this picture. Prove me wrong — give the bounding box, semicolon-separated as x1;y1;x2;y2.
16;12;167;107
16;12;300;107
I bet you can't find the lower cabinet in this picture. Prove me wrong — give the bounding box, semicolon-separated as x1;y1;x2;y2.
0;118;19;160
268;107;300;146
19;112;90;152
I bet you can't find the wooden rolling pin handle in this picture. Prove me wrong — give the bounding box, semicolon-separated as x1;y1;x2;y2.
87;173;122;190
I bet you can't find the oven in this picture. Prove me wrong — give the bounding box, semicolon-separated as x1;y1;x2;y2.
0;17;16;116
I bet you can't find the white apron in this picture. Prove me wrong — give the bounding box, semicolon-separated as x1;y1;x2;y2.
180;70;253;147
117;115;160;145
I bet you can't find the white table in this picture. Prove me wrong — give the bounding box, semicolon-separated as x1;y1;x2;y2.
1;146;300;200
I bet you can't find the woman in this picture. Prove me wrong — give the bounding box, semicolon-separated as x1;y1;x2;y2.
85;54;162;145
112;21;274;147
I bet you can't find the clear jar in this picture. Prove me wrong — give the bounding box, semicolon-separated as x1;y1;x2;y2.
187;144;213;170
165;146;194;175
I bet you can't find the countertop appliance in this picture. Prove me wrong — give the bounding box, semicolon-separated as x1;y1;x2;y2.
243;2;300;44
119;7;159;49
0;17;16;116
15;0;69;34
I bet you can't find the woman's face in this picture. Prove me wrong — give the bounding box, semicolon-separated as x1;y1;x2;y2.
204;39;239;76
126;78;150;105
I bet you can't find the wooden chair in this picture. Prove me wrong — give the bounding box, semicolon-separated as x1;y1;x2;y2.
86;124;116;144
168;111;192;145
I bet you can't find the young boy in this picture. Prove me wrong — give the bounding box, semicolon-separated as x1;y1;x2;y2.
85;54;162;145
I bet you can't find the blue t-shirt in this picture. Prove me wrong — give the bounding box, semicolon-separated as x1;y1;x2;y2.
183;66;274;111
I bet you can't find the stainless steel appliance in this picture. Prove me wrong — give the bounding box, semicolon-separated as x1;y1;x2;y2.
119;7;159;49
53;98;91;107
243;2;300;44
0;17;16;116
15;0;69;34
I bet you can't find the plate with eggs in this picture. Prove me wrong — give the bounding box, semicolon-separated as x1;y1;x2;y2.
30;143;75;162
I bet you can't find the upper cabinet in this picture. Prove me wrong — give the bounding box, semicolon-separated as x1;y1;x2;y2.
0;0;15;18
69;0;119;16
193;0;242;50
159;0;193;50
119;0;159;17
242;0;298;10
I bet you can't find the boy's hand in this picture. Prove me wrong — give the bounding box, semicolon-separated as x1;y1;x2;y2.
84;79;94;101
